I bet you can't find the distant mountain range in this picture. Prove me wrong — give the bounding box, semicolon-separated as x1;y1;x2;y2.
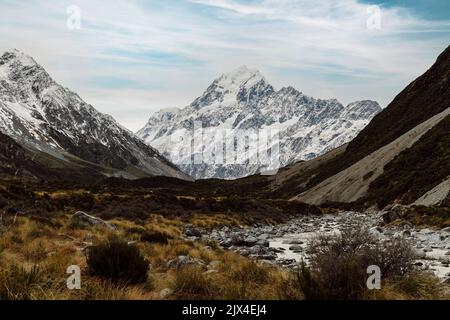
0;49;190;181
1;44;448;211
137;66;381;180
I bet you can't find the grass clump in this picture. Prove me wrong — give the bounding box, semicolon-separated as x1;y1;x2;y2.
140;230;172;244
0;265;44;300
172;267;217;299
86;236;149;285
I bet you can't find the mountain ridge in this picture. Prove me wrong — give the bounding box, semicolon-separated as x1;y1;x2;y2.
0;49;190;181
268;44;450;207
138;66;381;180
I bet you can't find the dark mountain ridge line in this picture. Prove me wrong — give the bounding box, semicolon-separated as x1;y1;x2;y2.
364;114;450;208
302;45;450;194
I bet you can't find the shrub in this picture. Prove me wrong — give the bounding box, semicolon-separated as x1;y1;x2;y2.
86;236;149;285
297;225;417;300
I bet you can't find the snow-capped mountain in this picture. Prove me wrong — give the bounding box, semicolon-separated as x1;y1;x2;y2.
0;49;190;181
138;65;382;180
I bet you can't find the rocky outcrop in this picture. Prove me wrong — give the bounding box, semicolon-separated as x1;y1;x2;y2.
69;211;116;230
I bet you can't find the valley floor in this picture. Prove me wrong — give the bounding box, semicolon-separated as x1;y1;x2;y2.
0;180;449;300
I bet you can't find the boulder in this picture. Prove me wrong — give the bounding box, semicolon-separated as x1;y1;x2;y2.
256;239;270;247
184;225;205;237
249;254;276;260
382;205;409;223
289;245;303;252
288;239;304;245
159;288;173;299
243;235;258;247
166;255;206;269
419;228;434;235
70;211;116;230
258;234;270;240
221;234;246;247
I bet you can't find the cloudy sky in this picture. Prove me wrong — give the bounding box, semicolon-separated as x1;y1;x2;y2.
0;0;449;131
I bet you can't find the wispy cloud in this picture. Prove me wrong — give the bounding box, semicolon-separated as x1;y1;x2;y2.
0;0;448;131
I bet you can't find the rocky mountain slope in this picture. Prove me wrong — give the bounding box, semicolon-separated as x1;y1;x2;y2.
0;131;50;180
270;45;450;208
0;50;190;181
138;66;381;180
0;131;106;182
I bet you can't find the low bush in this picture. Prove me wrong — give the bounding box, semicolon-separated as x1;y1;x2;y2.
86;236;149;285
297;225;418;300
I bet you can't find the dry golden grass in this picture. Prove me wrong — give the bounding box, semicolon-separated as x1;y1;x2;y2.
189;213;244;229
368;273;449;300
0;214;292;300
0;213;448;300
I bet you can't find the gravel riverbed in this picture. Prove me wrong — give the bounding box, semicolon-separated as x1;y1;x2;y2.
184;211;450;282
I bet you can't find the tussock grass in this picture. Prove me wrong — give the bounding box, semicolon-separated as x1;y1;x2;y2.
172;267;217;299
370;272;447;300
0;212;448;300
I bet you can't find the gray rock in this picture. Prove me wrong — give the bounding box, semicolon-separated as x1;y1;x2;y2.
259;260;276;266
243;236;258;246
289;245;303;252
439;257;450;264
288;239;304;245
166;255;206;269
256;239;270;247
248;245;268;255
258;234;270;240
420;228;434;235
159;288;173;299
249;254;276;260
70;211;116;230
221;234;246;247
184;226;204;237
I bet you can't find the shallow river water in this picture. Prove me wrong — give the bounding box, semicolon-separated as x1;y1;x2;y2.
196;211;450;282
